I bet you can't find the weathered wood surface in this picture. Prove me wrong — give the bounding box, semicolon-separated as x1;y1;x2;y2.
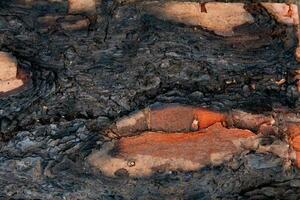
1;0;300;199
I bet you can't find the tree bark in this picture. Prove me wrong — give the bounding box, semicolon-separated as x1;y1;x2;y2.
1;0;300;199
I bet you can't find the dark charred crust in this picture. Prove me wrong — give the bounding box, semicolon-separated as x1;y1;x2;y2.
1;1;300;199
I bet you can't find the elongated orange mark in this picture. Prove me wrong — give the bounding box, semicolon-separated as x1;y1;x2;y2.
193;108;225;129
287;123;300;167
117;124;255;161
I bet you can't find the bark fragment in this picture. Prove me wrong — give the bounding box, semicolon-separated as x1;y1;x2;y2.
145;2;254;36
261;3;299;25
68;0;96;15
0;52;27;94
88;123;256;177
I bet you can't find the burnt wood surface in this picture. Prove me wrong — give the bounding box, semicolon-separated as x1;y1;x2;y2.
1;0;300;199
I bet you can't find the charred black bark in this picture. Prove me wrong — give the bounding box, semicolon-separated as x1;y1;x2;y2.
1;0;300;199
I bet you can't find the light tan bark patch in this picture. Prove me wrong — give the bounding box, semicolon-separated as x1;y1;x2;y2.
261;3;299;25
68;0;96;15
145;2;254;37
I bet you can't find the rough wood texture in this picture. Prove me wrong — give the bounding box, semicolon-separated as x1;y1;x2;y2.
1;0;300;199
